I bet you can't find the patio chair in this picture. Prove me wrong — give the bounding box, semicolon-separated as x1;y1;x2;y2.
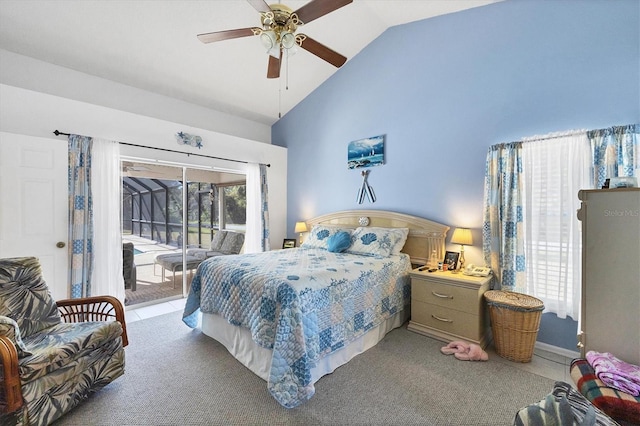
0;256;127;426
186;230;245;260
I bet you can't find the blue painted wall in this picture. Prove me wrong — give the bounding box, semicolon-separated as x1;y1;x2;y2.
272;0;640;351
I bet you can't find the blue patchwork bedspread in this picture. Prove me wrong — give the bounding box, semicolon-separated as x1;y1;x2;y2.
182;248;411;408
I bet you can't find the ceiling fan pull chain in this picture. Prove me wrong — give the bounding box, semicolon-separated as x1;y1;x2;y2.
286;50;290;91
278;78;282;118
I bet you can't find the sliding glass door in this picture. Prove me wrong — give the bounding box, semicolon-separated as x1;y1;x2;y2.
121;160;246;307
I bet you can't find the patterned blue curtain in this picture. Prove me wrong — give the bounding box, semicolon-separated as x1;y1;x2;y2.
68;135;93;298
589;124;639;188
260;164;270;252
482;142;526;291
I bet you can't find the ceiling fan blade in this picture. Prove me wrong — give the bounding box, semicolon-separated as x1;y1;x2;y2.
197;28;257;44
294;0;353;24
298;35;347;68
247;0;271;14
267;53;282;79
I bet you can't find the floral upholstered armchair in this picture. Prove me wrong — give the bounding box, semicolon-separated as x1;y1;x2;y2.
0;257;128;426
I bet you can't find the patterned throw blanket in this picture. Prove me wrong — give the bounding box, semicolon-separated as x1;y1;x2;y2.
586;351;640;397
183;248;411;408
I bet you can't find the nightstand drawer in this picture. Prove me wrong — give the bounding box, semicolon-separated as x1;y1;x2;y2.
411;301;482;341
412;279;478;314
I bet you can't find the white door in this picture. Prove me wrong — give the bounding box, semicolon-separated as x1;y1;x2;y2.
0;132;69;300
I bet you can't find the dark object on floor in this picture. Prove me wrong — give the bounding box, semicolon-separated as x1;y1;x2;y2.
123;242;137;291
514;381;620;425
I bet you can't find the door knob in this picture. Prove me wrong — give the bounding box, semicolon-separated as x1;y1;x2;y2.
56;241;66;248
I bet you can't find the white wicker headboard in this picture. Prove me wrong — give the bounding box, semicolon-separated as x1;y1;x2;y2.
305;209;450;266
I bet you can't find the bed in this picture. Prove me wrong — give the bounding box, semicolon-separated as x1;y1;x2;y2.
182;210;449;408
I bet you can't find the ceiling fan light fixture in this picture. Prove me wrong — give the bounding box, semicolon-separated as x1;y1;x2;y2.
197;0;353;81
281;31;296;49
260;30;277;50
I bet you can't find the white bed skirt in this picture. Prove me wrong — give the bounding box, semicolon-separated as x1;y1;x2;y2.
201;309;410;384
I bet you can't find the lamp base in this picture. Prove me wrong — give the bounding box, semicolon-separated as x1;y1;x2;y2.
456;249;466;274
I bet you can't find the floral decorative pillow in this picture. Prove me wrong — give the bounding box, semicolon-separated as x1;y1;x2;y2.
346;227;409;257
301;225;354;250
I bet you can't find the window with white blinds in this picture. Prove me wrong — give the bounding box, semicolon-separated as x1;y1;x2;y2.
521;133;592;320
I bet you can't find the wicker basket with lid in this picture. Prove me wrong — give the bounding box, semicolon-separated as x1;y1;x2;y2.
484;290;544;363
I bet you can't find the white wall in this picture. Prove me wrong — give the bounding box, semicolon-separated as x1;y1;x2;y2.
0;49;271;143
0;82;287;244
0;76;286;303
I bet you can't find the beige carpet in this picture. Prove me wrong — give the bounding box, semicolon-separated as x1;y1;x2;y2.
53;311;557;426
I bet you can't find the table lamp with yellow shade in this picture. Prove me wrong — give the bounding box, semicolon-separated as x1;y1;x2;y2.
294;221;308;246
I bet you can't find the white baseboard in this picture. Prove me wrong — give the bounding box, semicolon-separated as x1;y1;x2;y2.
535;341;581;359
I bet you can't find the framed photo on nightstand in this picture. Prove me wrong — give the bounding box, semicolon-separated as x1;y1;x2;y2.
282;239;296;249
443;251;459;271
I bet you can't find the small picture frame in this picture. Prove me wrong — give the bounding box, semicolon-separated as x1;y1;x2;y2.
282;239;296;249
443;251;460;271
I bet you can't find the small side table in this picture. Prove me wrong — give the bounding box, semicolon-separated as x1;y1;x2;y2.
408;269;492;348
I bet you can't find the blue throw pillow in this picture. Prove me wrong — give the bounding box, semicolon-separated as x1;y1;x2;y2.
327;231;352;253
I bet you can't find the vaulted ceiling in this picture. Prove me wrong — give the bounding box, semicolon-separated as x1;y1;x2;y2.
0;0;498;125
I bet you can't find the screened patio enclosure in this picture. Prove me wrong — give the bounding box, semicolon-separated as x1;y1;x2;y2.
122;165;247;249
123;177;213;248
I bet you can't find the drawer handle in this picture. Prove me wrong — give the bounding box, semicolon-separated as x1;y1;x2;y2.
432;291;453;299
431;314;453;323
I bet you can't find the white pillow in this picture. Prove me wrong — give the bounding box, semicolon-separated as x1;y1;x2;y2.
301;224;354;250
346;227;409;257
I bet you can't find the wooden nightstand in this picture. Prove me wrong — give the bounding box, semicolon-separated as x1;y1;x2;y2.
408;269;492;348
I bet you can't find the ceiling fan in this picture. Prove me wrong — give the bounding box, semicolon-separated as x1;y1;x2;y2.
197;0;353;79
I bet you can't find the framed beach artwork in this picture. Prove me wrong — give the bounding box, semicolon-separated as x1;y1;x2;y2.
348;135;385;169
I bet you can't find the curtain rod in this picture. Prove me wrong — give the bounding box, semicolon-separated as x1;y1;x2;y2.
53;130;270;167
520;129;587;143
489;129;587;150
